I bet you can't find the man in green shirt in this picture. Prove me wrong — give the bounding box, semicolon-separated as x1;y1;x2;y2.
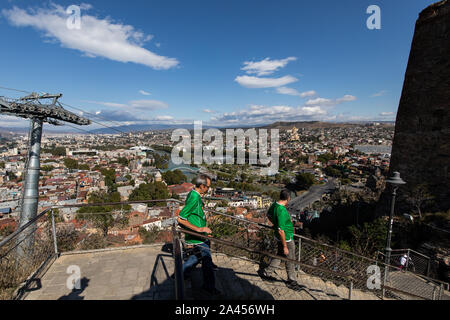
177;174;220;295
259;189;302;290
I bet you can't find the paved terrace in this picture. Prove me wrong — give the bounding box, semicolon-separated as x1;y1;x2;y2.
23;244;384;300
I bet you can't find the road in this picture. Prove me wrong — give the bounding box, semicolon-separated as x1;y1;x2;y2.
287;178;337;213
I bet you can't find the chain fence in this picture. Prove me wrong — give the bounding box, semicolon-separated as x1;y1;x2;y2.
0;208;56;300
2;199;449;301
198;208;450;300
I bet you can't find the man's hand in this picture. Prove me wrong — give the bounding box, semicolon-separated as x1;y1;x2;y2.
200;227;212;235
283;246;289;256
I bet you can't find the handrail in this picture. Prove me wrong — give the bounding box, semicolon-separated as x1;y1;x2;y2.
204;206;450;288
0;207;51;248
205;206;383;264
51;198;182;209
3;198;448;298
391;248;430;260
172;225;185;300
176;228;433;301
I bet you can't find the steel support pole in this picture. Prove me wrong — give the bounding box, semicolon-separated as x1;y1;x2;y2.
51;209;58;255
383;186;397;299
406;249;410;271
348;281;353;300
16;118;43;259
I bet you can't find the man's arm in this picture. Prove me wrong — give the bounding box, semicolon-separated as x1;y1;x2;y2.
278;229;289;256
177;217;211;234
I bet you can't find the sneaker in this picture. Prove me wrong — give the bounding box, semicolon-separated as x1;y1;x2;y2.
258;269;277;282
286;280;303;291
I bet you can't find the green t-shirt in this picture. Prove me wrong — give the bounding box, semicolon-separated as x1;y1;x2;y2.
268;202;294;242
178;189;207;244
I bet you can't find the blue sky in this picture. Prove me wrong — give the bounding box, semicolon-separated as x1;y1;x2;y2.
0;0;438;131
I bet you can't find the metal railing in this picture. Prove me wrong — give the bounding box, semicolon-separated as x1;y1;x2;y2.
377;249;432;277
0;208;57;300
1;197;448;301
0;199;183;300
198;207;450;300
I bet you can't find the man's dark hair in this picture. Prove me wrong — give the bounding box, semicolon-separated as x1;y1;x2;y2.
280;189;291;201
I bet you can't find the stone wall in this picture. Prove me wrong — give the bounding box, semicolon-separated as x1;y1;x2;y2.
386;0;450;213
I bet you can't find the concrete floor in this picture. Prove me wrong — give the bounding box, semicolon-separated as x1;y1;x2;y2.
24;244;174;300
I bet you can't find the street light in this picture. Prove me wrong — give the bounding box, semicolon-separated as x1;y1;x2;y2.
383;171;406;297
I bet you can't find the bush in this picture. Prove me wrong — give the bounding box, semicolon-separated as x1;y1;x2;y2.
139;227;161;244
79;234;107;251
295;173;315;190
55;226;79;252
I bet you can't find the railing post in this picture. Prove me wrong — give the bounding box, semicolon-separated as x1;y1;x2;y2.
51;209;58;255
348;280;353;300
298;237;302;263
438;284;443;301
426;258;431;277
295;237;302;271
432;286;437;300
171;201;185;300
406;249;410;271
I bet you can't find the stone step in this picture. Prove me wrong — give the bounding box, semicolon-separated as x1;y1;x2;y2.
216;267;247;300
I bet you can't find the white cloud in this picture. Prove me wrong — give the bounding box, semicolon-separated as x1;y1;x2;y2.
202;109;216;113
241;57;297;76
305;95;356;107
129;100;168;110
379;112;395;117
139;90;151;96
86;101;128;108
371;90;388;97
235;75;298;89
210;104;327;125
2;4;179;70
154;115;174;121
94;109;143;121
336;95;357;103
305;97;333;106
86;99;168;112
299;90;317;98
276;87;317;98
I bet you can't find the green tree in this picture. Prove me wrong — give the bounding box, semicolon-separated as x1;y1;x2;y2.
295;173;315;190
64;158;79;170
0;162;5;169
317;153;334;164
7;172;17;181
129;181;169;206
41;165;54;172
347;218;388;256
100;168;116;188
324;166;342;178
78;164;90;171
117;157;129;166
77;192;129;236
162;169;187;185
139;226;161;244
404;184;435;218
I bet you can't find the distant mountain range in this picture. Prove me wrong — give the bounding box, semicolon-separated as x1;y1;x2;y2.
0;120;395;136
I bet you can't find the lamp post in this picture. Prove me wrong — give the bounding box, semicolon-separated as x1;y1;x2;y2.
382;171;406;298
